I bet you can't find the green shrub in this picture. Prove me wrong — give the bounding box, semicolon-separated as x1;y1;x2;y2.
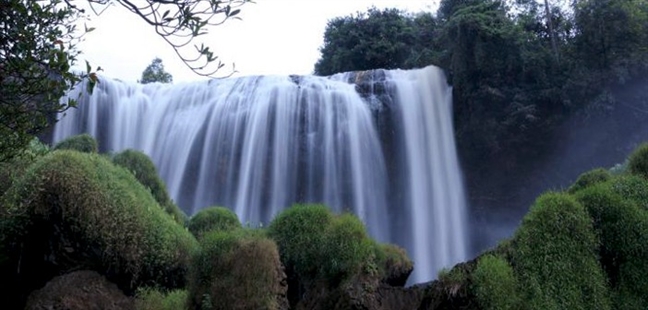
188;229;285;310
268;204;376;286
0;138;50;196
53;133;98;153
574;183;648;308
568;168;612;193
473;254;520;310
512;192;611;310
373;243;413;286
112;149;187;225
188;206;241;239
0;151;198;305
607;175;648;210
628;143;648;179
135;288;188;310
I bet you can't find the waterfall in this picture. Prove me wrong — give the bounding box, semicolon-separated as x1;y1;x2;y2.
53;65;467;284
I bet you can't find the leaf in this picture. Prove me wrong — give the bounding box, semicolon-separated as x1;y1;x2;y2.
85;60;91;74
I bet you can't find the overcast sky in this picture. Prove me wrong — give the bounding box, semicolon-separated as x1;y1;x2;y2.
75;0;438;83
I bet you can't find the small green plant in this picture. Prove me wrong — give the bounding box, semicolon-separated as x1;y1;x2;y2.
53;133;98;153
188;206;241;239
628;143;648;179
373;243;413;286
473;254;520;310
135;288;188;310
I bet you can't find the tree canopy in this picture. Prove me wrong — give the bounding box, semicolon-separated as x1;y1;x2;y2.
140;58;173;84
0;0;249;161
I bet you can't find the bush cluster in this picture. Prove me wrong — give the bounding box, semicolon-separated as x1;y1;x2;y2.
628;143;648;179
188;229;284;310
472;254;519;310
568;168;612;193
135;288;188;310
0;151;198;306
267;204;376;286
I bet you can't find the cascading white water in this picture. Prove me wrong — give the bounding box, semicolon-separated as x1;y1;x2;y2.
52;65;467;283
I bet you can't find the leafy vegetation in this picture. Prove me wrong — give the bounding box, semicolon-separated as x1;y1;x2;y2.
112;149;187;225
135;288;188;310
0;151;198;307
568;168;612;193
187;206;241;239
628;143;648;180
187;229;284;310
512;192;611;310
472;254;519;310
140;58;174;84
52;133;99;153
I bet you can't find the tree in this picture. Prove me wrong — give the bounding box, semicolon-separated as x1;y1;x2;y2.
0;0;249;161
140;58;173;84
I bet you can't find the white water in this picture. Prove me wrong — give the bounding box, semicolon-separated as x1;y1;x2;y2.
53;65;467;283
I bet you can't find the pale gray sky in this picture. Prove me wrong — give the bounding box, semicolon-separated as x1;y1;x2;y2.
76;0;437;82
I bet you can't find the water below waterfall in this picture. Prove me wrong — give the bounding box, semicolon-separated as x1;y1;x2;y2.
53;65;468;284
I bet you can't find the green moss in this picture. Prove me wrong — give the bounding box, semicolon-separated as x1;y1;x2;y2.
574;183;648;309
188;229;284;310
568;168;612;194
52;133;98;153
112;149;187;225
188;206;241;239
473;254;519;310
512;192;611;310
135;288;188;310
268;204;376;286
0;151;198;303
628;143;648;180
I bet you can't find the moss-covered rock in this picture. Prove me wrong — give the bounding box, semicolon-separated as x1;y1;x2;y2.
568;168;612;194
472;254;519;310
628;143;648;180
187;206;241;239
574;183;648;308
188;229;287;310
52;133;98;153
112;149;187;225
512;192;611;310
0;151;198;308
135;288;188;310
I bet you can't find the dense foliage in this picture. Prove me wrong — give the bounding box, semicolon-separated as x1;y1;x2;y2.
140;58;174;84
472;254;519;310
52;133;99;153
188;229;284;310
315;1;648;216
112;149;187;225
187;206;241;239
0;150;198;307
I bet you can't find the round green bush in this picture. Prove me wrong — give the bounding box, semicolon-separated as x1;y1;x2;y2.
188;206;241;239
628;143;648;180
568;168;612;194
188;229;285;310
0;151;198;307
53;133;98;153
112;149;187;225
606;175;648;210
512;192;611;310
473;254;519;310
268;204;375;286
574;183;648;308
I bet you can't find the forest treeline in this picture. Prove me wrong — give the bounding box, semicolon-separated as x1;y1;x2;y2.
314;0;648;219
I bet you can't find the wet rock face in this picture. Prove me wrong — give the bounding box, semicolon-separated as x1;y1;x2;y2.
24;270;134;310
